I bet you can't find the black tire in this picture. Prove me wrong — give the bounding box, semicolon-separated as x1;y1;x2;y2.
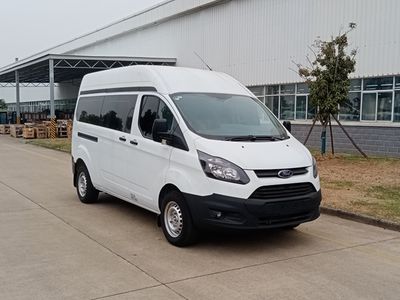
160;190;198;247
76;163;99;204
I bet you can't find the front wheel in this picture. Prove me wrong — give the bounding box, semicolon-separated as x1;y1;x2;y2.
76;164;99;204
160;190;198;247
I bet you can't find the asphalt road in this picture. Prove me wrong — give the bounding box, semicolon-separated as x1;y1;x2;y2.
0;135;399;300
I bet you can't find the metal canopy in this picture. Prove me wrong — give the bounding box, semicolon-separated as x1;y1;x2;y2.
0;54;177;83
0;54;176;123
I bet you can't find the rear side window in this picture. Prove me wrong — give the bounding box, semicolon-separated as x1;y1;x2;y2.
101;95;137;133
76;96;103;126
139;95;174;138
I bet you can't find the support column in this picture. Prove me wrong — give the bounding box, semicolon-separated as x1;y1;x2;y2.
49;59;56;139
15;70;21;124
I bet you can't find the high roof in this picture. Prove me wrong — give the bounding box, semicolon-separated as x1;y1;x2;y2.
80;65;252;96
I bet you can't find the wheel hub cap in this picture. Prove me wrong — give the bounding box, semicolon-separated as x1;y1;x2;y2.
78;172;87;197
164;201;183;238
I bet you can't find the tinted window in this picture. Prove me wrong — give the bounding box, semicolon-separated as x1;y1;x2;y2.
139;96;175;138
101;95;137;133
158;101;174;131
76;96;103;125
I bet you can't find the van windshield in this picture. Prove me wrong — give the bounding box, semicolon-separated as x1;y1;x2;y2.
170;93;288;141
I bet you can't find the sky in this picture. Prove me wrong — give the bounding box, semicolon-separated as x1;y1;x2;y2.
0;0;164;67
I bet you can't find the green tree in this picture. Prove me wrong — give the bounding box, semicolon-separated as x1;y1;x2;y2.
0;99;7;110
297;26;366;157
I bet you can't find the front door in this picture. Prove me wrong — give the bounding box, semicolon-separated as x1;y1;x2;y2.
122;94;176;211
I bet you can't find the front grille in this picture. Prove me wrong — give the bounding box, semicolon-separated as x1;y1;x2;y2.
254;167;308;178
249;183;316;200
258;212;314;226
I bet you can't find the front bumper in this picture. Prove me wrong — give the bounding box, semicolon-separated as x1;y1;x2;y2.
184;190;321;230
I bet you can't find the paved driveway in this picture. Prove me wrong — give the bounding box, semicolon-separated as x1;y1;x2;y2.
0;135;399;300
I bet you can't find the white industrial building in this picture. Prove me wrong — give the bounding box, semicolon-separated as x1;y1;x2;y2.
1;0;399;155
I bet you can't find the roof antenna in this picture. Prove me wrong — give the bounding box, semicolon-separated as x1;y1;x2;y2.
194;51;213;71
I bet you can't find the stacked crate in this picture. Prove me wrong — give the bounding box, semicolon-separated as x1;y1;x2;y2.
57;120;68;138
22;123;36;139
35;125;47;139
0;125;10;134
10;125;24;138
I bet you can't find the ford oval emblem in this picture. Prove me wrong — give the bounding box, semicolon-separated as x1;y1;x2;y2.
278;169;294;179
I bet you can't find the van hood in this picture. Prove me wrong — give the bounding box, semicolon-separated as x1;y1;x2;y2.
193;136;312;170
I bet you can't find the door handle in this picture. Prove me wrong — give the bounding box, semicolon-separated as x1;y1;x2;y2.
130;139;138;146
119;136;127;142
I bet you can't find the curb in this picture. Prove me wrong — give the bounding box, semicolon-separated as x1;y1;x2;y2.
320;206;400;232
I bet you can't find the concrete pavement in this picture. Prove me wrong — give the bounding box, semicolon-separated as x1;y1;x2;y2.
0;135;399;299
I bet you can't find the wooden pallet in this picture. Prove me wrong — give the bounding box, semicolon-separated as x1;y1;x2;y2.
23;127;35;139
10;125;24;138
0;125;10;134
35;126;47;139
57;128;68;138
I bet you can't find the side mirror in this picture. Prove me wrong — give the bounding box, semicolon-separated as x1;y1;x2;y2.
283;121;292;133
152;119;168;142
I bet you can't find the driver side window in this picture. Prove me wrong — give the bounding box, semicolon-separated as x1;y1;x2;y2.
139;95;174;139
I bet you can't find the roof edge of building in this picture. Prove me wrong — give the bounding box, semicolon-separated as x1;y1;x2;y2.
0;0;227;72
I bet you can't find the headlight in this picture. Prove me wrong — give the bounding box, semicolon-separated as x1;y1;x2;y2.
312;157;318;178
198;151;250;184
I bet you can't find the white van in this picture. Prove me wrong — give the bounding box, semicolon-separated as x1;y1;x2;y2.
72;66;321;246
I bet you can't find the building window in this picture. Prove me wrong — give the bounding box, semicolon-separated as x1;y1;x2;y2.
340;92;361;121
280;84;295;95
248;86;264;96
265;96;279;117
280;95;295;120
394;91;400;122
350;79;362;91
296;96;307;119
377;92;393;121
363;77;393;91
362;93;377;121
266;85;279;95
248;75;400;123
395;77;400;90
297;83;309;94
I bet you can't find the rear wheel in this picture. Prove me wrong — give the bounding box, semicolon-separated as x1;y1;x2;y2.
160;190;198;247
76;164;99;204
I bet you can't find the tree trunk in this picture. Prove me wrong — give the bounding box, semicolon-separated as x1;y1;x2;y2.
321;124;327;155
329;116;334;155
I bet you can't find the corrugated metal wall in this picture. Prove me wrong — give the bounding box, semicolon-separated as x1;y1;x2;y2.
68;0;400;86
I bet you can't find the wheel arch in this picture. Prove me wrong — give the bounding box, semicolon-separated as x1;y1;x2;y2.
158;183;181;211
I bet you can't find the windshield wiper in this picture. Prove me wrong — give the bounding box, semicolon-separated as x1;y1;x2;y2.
225;135;286;141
